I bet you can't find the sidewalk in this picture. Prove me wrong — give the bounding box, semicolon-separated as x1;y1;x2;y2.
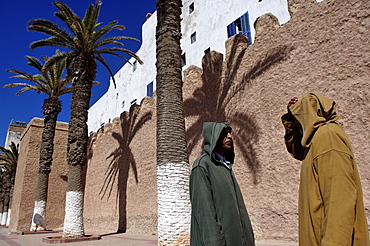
0;227;297;246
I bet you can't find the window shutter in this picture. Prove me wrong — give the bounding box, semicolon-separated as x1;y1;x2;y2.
227;22;236;38
240;12;252;45
147;82;154;97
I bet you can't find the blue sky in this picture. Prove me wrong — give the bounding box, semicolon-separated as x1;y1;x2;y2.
0;0;157;146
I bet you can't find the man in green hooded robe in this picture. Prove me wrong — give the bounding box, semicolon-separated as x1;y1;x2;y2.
282;93;370;246
190;121;255;246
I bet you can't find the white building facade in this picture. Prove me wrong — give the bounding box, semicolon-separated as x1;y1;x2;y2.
88;0;291;132
4;120;27;148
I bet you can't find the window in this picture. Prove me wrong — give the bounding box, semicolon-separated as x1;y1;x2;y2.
130;99;137;106
189;2;194;14
181;53;186;66
227;12;252;45
132;60;137;72
204;47;211;55
147;82;154;97
14;121;26;126
191;32;196;44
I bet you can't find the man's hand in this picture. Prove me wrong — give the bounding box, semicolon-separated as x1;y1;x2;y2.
287;97;299;111
286;97;299;126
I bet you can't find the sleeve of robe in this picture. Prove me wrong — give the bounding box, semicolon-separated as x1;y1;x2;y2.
281;113;305;161
314;150;357;246
190;166;226;246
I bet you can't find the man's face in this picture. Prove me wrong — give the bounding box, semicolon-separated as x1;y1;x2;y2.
216;128;233;152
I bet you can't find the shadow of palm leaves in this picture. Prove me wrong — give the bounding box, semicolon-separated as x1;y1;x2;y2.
99;104;152;232
184;34;293;184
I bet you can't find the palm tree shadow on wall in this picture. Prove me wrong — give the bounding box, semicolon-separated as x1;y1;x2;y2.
184;34;293;184
98;105;152;233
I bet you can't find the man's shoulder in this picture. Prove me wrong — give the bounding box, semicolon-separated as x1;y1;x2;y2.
312;123;353;156
192;153;211;170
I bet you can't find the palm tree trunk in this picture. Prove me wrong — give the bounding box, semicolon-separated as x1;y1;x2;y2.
6;176;16;227
156;0;191;245
62;55;95;238
31;97;62;231
1;180;10;226
0;183;4;224
6;196;12;227
63;164;85;237
1;203;8;226
0;200;3;223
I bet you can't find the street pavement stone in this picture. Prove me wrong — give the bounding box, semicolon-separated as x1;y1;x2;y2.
0;227;297;246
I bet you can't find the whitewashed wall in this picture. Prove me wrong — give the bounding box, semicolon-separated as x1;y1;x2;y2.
88;0;290;132
88;12;157;132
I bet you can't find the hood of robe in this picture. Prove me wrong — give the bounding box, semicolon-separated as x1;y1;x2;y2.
290;92;339;148
202;121;235;164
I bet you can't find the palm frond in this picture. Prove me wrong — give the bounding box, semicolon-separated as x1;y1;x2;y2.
0;142;19;173
25;56;43;71
94;36;130;47
54;1;80;34
42;51;73;73
6;69;38;82
30;38;76;51
92;21;124;44
95;50;131;64
5;51;72;98
28;19;75;47
95;54;116;88
83;1;101;36
96;47;143;64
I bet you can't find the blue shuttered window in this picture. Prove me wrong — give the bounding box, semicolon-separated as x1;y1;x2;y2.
240;12;252;45
227;12;252;45
147;82;154;97
227;22;237;38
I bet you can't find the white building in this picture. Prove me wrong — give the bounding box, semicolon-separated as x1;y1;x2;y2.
88;0;291;132
4;120;27;148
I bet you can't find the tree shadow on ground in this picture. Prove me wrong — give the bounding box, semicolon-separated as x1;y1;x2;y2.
184;34;293;184
99;105;152;233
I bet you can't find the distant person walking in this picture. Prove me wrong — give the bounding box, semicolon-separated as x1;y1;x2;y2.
190;121;255;246
282;93;370;246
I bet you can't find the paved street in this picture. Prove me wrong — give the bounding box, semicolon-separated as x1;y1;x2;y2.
0;227;297;246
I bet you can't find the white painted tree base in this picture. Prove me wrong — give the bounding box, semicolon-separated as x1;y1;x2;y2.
63;191;84;237
157;162;191;245
30;200;46;231
1;211;8;225
6;209;11;227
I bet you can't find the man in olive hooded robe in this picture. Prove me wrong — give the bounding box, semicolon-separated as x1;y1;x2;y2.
190;122;255;246
282;93;369;246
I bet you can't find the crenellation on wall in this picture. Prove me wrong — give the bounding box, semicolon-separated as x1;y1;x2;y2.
254;13;280;40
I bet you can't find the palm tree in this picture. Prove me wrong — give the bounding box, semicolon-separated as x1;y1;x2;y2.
4;52;72;231
0;142;19;226
27;1;142;238
155;0;191;244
